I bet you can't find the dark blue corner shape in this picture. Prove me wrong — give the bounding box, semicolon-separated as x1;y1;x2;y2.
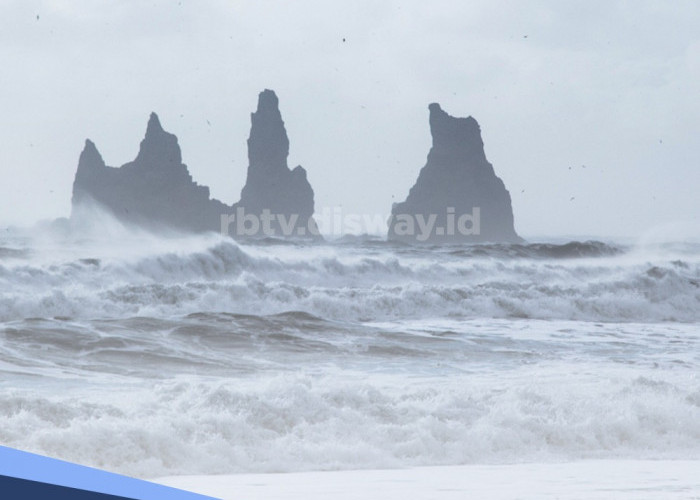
0;474;142;500
0;446;219;500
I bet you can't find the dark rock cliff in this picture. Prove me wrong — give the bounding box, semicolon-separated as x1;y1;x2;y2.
232;89;318;238
388;103;520;243
71;90;318;239
72;113;227;232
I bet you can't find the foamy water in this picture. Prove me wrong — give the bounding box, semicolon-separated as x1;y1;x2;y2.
1;222;699;478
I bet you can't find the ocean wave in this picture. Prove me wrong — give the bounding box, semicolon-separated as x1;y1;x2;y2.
0;232;700;322
0;247;30;260
0;236;699;322
444;240;623;259
1;370;698;478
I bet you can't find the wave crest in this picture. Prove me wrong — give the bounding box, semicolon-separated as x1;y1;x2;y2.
0;237;698;322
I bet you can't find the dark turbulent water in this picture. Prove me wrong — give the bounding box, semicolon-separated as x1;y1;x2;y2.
1;229;699;477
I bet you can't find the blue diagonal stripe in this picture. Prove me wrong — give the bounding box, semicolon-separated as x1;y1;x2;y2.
0;446;219;500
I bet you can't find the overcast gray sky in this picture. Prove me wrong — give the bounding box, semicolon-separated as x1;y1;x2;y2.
1;0;699;239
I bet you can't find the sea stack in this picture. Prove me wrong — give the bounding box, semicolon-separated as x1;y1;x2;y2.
71;113;227;232
70;90;319;239
388;104;521;243
230;89;318;239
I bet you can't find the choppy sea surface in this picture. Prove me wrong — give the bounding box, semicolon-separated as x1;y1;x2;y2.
1;224;699;478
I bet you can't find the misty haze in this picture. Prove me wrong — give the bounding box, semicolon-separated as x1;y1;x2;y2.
1;2;699;499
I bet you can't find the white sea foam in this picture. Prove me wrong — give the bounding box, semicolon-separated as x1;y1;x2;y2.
1;364;698;478
0;228;698;323
156;460;700;500
1;222;699;479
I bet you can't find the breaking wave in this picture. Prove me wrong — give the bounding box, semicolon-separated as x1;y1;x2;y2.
0;234;698;323
2;226;700;478
1;369;698;478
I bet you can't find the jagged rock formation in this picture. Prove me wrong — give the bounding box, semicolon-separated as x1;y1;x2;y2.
71;90;318;238
233;89;318;239
72;113;227;232
388;103;521;243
